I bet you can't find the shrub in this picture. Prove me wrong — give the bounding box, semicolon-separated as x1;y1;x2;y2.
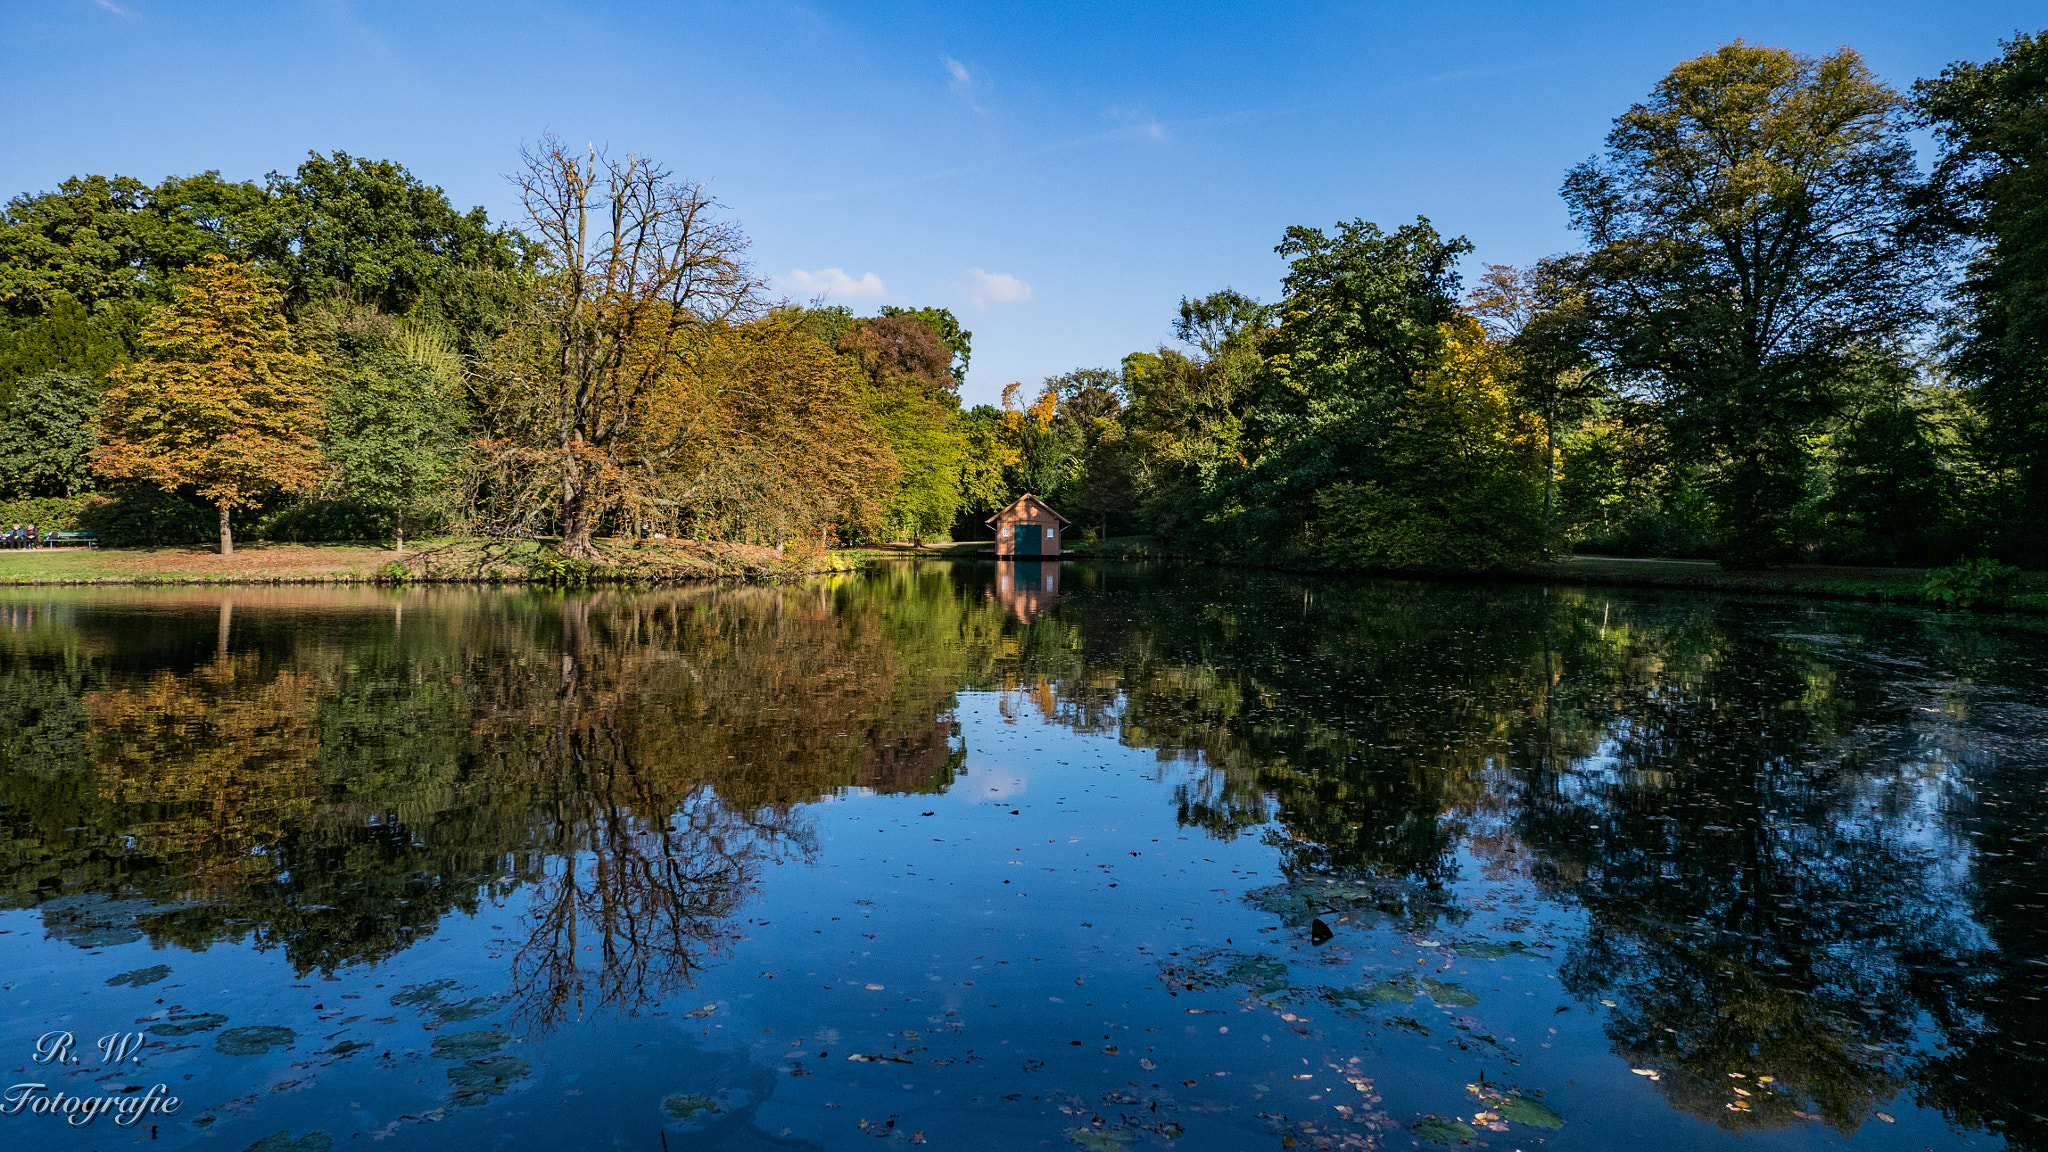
1921;558;2019;608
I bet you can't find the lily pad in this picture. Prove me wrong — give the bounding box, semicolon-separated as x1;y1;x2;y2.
107;964;172;987
243;1131;334;1152
662;1094;722;1122
1067;1127;1133;1151
430;1031;508;1060
1497;1096;1564;1129
151;1012;228;1036
217;1026;297;1056
1226;955;1293;999
1419;977;1480;1007
431;996;504;1023
391;979;460;1008
1158;950;1292;1000
319;1040;369;1057
1413;1116;1476;1144
446;1055;531;1106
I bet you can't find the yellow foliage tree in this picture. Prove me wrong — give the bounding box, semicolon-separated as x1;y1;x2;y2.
95;256;327;554
1316;315;1545;570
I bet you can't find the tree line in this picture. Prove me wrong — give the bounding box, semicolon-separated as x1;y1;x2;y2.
998;33;2048;569
3;33;2045;567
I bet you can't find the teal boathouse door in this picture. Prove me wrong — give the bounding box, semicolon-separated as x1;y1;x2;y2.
1013;523;1042;556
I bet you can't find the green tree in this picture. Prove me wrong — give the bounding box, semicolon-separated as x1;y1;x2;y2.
0;294;139;403
1234;218;1470;544
250;151;524;313
95;257;328;555
1563;42;1940;566
837;313;969;542
1914;30;2048;563
0;371;100;498
1818;348;1958;565
0;175;178;316
320;313;468;550
1121;289;1272;532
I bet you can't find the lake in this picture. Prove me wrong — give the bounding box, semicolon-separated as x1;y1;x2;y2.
1;562;2043;1151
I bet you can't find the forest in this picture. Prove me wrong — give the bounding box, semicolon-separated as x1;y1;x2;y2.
1;32;2044;569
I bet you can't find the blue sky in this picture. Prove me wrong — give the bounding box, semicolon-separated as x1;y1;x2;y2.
2;1;2035;406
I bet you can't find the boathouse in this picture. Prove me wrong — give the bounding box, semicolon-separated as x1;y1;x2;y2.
986;494;1069;558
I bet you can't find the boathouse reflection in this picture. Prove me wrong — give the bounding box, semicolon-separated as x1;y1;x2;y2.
993;560;1062;620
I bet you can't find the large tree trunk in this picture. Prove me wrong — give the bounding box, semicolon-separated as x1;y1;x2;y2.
558;443;598;559
218;502;233;557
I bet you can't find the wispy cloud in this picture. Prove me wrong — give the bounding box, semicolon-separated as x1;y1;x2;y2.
782;268;887;300
88;0;131;14
955;269;1032;310
1103;105;1168;142
944;55;987;113
775;103;1314;205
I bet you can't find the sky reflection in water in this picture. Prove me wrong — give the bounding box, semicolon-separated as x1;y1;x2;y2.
0;562;2044;1151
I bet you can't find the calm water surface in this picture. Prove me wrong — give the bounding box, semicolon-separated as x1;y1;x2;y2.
1;562;2045;1152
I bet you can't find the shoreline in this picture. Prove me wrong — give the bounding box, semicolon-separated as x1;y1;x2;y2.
4;539;2043;614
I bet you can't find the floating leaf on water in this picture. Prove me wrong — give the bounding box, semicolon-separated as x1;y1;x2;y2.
243;1131;334;1152
446;1055;531;1106
1497;1096;1564;1128
1066;1127;1132;1151
150;1012;228;1037
216;1026;297;1056
1413;1116;1476;1144
1372;982;1415;1004
106;964;172;987
429;1031;508;1060
1419;978;1479;1007
1453;941;1527;960
319;1040;369;1057
661;1094;723;1122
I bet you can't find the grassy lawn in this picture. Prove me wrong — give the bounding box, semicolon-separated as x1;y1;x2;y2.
0;536;858;584
0;542;400;582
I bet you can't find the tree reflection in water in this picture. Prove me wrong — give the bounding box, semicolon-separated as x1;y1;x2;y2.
0;568;2044;1145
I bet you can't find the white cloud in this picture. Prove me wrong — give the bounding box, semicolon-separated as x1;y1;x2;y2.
956;269;1033;310
781;268;886;300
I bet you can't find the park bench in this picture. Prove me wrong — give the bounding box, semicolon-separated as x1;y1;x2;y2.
45;531;98;548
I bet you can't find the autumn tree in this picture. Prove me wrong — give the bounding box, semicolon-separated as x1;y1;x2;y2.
95;256;327;555
1315;316;1545;570
1467;261;1606;553
502;137;760;558
626;313;898;546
